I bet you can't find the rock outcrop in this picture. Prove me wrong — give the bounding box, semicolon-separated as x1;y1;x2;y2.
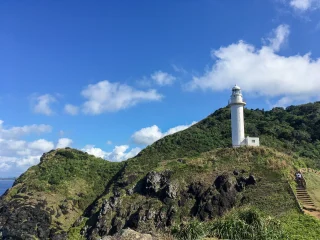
0;198;66;240
83;170;256;239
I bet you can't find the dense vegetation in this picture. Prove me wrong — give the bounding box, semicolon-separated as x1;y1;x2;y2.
128;102;320;177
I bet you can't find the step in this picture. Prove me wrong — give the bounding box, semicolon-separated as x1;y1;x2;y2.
301;203;315;206
298;197;312;200
300;200;314;202
303;206;317;211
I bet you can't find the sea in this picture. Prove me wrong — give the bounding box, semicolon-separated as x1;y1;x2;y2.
0;180;14;196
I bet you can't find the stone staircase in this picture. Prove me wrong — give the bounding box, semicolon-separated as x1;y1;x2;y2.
296;186;317;210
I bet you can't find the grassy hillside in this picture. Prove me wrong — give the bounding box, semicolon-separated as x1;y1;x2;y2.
2;102;320;239
119;102;320;193
126;102;320;177
0;148;124;238
77;102;320;239
77;146;318;239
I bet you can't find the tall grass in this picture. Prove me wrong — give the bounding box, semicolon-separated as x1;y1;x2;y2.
172;208;288;240
171;220;207;240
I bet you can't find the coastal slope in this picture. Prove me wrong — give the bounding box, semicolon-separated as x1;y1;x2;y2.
1;102;320;239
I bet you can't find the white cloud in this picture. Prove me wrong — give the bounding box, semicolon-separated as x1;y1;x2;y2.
64;104;79;115
0;138;54;171
165;121;198;135
82;144;141;162
106;140;112;145
289;0;320;10
82;145;106;159
56;138;73;148
0;121;56;174
28;139;54;152
132;121;197;145
151;71;176;86
0;121;51;139
172;64;188;74
131;125;163;145
16;155;41;167
267;24;290;51
123;147;141;159
33;94;56;116
81;80;163;114
0;162;11;172
187;24;320;107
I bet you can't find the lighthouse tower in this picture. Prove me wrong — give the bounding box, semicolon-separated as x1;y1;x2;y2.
228;85;246;147
228;85;259;147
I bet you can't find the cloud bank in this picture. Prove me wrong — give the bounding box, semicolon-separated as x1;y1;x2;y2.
289;0;320;11
81;80;163;114
187;24;320;107
132;121;197;145
82;145;141;162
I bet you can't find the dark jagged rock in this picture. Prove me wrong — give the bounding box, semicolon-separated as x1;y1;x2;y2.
193;174;239;220
86;171;249;239
0;199;55;240
214;173;235;192
246;175;257;186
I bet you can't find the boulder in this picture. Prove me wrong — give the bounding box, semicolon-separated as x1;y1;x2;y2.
145;172;163;195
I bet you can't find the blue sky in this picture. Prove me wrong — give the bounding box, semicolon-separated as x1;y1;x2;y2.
1;0;320;177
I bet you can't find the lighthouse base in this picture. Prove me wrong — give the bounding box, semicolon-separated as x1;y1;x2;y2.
232;137;260;147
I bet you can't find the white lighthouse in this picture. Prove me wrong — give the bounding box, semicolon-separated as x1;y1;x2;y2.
228;85;259;147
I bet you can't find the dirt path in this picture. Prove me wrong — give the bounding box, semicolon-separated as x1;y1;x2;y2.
304;209;320;219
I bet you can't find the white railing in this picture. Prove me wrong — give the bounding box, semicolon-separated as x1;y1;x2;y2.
228;98;246;105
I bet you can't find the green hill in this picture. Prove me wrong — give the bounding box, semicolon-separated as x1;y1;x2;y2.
0;149;124;239
1;102;320;239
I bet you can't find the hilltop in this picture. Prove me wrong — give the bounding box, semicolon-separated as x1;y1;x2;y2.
1;102;320;239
